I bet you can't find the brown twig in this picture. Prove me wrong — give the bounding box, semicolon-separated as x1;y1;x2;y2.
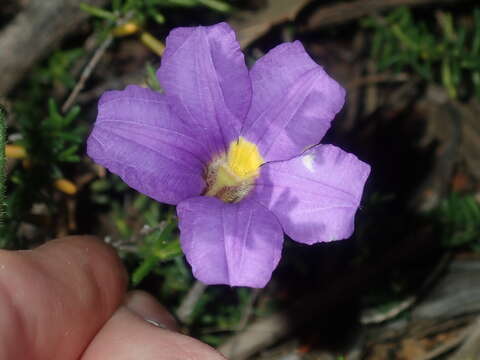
0;0;109;97
361;253;451;325
346;73;410;90
342;31;366;132
236;289;261;332
419;330;468;360
176;280;207;324
61;34;113;114
230;0;311;48
302;0;473;32
448;317;480;360
61;10;138;113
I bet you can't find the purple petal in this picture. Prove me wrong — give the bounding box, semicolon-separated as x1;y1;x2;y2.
87;85;206;205
177;196;283;287
251;145;370;244
241;41;345;162
157;22;251;156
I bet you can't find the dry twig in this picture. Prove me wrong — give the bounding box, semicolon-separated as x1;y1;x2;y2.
419;329;469;360
237;289;261;332
449;317;480;360
61;34;113;113
0;0;109;96
302;0;472;32
176;280;207;324
230;0;311;48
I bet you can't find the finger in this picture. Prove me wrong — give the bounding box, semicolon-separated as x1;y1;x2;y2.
81;306;226;360
0;236;127;360
125;290;179;331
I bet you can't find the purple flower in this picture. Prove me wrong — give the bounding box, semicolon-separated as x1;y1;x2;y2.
87;22;370;288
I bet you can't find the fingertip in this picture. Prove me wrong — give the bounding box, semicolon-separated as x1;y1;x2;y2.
0;235;128;359
38;235;129;289
125;290;179;331
82;307;226;360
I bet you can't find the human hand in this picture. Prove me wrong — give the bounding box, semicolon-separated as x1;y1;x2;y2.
0;236;225;359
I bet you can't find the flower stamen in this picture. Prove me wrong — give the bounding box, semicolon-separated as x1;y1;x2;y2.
205;137;263;203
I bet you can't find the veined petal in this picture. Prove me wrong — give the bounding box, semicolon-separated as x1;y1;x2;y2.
157;22;251;156
252;145;370;244
242;41;345;162
177;196;283;288
87;85;206;205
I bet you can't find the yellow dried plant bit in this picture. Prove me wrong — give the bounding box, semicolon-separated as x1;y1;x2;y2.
112;22;141;37
54;178;77;195
5;144;27;159
140;32;165;56
22;159;31;169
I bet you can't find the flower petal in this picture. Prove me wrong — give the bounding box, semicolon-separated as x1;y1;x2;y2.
252;145;370;244
242;41;345;162
157;22;251;156
177;196;283;288
87;85;206;205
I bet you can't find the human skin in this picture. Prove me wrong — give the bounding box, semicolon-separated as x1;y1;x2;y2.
0;236;225;359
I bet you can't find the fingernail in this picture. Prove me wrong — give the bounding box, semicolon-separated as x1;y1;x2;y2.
125;290;179;331
145;318;167;329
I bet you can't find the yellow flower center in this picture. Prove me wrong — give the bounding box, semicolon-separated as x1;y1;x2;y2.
205;137;264;203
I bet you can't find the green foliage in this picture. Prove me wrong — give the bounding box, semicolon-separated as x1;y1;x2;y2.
16;98;83;167
81;0;232;27
364;7;480;99
145;62;162;91
195;287;255;345
435;193;480;248
80;2;118;20
132;217;181;285
90;175;129;205
105;192;184;286
38;49;85;89
2;46;85;247
156;256;192;298
5;99;83;244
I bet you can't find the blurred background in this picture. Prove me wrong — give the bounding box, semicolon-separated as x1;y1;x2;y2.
1;0;480;359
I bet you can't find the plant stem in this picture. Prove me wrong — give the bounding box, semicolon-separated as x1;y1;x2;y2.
0;105;6;228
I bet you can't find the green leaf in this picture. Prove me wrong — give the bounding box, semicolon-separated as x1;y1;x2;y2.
58;146;80;162
441;59;457;98
90;179;111;192
79;3;117;20
149;9;166;23
57;132;83;143
154;237;181;261
157;0;197;7
473;9;480;55
437;194;480;248
112;0;123;12
63;105;81;126
437;11;455;41
0;105;6;229
146;63;162;91
197;0;232;12
132;254;158;285
47;98;62;127
133;194;150;210
473;71;480;99
132;219;181;285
